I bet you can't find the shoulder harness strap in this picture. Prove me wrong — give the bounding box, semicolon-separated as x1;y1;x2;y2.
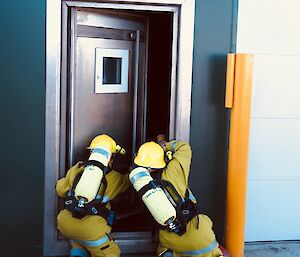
83;159;111;175
64;164;115;226
159;179;200;235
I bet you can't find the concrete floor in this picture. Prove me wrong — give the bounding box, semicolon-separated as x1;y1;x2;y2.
245;241;300;257
59;241;300;256
121;241;300;257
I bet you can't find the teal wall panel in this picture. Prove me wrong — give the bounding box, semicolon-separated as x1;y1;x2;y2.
189;0;237;244
0;1;45;256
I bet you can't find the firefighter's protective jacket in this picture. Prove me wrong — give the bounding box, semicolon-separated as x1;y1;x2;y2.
56;162;129;241
158;141;222;256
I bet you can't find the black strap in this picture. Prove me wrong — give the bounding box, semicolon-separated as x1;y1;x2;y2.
89;201;115;226
138;180;160;196
69;166;108;200
70;172;83;192
164;198;198;236
156;180;199;235
64;167;113;225
135;174;200;236
160;180;184;207
184;189;200;229
83;160;111;174
185;188;190;198
65;197;115;225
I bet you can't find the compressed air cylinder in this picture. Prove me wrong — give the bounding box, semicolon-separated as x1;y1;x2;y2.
129;167;176;226
75;150;110;203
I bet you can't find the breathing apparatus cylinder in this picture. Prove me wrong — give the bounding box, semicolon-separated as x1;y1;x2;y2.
74;148;111;204
129;167;176;226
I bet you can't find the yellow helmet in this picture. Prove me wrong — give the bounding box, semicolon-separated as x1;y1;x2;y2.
134;142;166;169
87;134;117;153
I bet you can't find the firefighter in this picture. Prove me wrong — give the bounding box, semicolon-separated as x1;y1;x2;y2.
56;134;129;257
129;135;224;257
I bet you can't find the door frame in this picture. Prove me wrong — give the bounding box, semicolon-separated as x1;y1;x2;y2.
45;0;195;256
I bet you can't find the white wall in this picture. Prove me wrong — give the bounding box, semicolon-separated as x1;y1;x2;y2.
236;0;300;241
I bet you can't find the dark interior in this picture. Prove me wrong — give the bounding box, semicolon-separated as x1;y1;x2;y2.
145;11;172;142
112;10;173;232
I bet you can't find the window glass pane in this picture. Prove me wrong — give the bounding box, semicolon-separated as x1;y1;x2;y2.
102;57;122;84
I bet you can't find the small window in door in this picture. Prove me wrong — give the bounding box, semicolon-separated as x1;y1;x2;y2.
95;48;129;93
103;57;122;84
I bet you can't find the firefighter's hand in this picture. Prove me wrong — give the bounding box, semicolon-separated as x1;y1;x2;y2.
157;134;167;150
68;162;84;182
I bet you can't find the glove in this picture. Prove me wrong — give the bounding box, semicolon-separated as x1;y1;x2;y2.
157;134;167;149
157;134;173;161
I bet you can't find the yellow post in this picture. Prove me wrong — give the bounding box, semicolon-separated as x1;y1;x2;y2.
225;53;254;257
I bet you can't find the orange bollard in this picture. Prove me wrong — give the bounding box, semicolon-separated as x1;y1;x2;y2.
225;53;254;257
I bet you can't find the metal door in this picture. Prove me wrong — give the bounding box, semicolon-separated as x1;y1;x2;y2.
58;9;156;253
68;9;146;170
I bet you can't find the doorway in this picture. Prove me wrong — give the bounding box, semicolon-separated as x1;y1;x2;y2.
61;4;173;246
45;1;194;256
